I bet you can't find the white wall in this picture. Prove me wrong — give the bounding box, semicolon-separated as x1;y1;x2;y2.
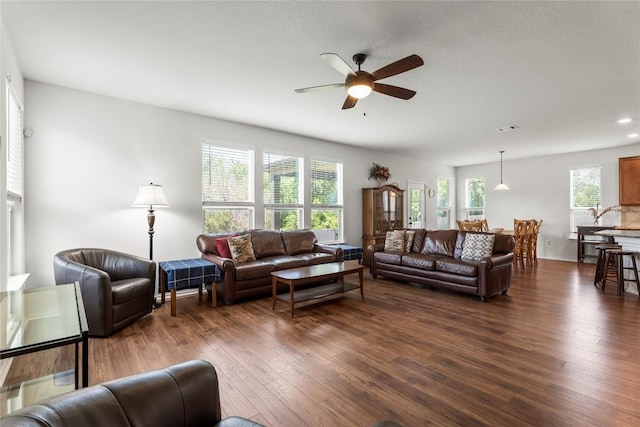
23;81;453;287
456;144;640;261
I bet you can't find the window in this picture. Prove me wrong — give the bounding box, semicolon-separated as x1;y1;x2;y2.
263;152;303;230
6;77;24;277
7;79;23;201
202;143;254;232
465;178;485;220
436;177;451;229
311;159;343;243
570;167;601;232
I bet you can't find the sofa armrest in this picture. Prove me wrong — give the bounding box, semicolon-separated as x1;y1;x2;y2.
54;256;113;336
201;253;236;273
201;254;238;304
314;244;343;261
481;253;514;269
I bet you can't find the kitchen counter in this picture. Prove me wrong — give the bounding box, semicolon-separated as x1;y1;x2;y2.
595;229;640;238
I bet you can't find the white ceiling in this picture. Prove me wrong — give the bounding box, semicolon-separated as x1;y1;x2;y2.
2;1;639;166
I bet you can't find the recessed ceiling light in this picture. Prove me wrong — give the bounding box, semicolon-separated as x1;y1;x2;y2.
495;125;519;132
627;133;639;138
617;118;633;124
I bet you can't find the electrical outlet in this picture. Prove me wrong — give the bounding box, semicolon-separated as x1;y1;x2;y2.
545;239;551;246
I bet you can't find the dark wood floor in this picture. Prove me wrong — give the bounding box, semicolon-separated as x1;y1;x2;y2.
7;259;640;426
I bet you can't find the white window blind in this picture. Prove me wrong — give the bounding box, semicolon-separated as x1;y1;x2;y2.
311;159;343;242
202;144;253;203
311;159;341;205
263;152;303;230
263;152;302;205
202;143;254;233
7;78;23;200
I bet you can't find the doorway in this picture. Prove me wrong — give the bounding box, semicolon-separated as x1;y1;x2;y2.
407;181;426;229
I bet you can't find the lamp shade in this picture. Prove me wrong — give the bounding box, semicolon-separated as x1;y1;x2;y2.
132;183;169;207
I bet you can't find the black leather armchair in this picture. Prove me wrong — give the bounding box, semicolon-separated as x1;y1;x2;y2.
1;359;265;427
53;248;155;337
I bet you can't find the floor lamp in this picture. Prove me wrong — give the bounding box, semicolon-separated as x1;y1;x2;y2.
133;183;169;309
132;183;170;260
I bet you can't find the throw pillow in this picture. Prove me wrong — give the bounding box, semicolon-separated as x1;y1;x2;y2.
227;234;256;264
461;233;495;261
214;234;237;258
384;230;406;253
404;230;416;253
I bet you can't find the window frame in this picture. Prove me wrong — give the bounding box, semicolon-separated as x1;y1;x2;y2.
569;166;602;233
464;177;485;220
310;158;343;243
263;151;304;231
6;77;24;277
201;142;255;233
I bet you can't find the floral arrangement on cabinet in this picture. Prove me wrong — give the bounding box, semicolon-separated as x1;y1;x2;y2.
588;203;620;225
369;162;391;187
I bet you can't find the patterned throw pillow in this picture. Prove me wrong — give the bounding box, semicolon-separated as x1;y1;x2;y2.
384;230;406;252
461;233;495;261
227;234;256;264
404;230;416;252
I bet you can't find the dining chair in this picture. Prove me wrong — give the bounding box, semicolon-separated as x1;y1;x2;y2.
513;219;534;268
457;220;484;232
528;219;543;265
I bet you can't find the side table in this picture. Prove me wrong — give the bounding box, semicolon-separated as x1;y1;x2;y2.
1;282;89;414
330;244;363;264
159;258;220;316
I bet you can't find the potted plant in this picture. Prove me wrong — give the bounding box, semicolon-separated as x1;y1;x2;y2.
369;162;391;187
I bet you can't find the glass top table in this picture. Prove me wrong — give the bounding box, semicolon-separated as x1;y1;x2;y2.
1;282;89;413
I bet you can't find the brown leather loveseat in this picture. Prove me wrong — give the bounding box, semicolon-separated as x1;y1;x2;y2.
369;229;514;301
197;229;342;304
1;359;264;427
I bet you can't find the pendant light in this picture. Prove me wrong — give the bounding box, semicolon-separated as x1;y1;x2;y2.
494;150;510;190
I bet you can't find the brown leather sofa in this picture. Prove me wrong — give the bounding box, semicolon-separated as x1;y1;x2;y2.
197;229;343;304
0;359;264;427
369;229;514;301
53;248;155;337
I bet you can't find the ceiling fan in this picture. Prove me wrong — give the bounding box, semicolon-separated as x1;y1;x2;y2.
295;52;424;110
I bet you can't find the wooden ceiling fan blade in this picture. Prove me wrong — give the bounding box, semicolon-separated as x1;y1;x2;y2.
371;54;424;81
295;83;345;93
342;95;358;110
373;83;417;100
321;53;356;76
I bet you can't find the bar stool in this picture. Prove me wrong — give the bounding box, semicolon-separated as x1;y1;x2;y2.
602;249;640;296
593;243;621;288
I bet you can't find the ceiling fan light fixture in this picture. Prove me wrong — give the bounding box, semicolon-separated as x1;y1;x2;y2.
345;72;374;99
347;83;373;99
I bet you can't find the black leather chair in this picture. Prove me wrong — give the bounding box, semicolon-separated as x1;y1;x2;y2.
53;248;155;337
1;359;265;427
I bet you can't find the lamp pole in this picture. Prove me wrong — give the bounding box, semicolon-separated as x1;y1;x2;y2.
146;205;155;260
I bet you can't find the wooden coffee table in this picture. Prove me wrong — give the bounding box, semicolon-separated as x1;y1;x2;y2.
271;262;364;318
